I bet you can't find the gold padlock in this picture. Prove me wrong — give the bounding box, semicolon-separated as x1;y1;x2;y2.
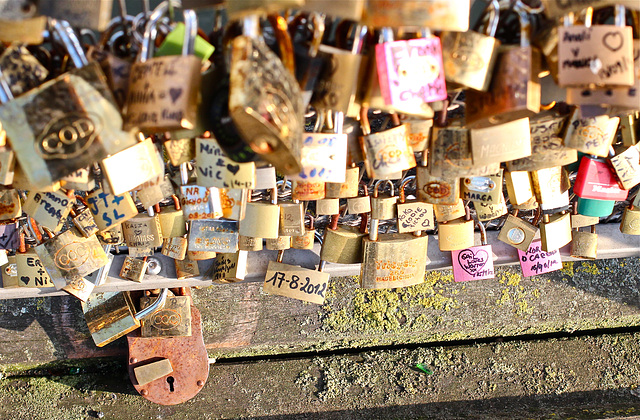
434;199;466;223
239;189;280;239
539;211;572;252
497;209;538;251
347;183;372;215
416;166;459;205
438;207;475;251
475;192;508;222
238;235;263;252
316;198;340;216
157;195;187;239
291;180;325;201
396;176;434;234
326;166;360;198
291;215;316;250
370;180;398;220
570;225;597;260
505;170;534;206
620;204;640;235
320;214;367;264
122;211;163;249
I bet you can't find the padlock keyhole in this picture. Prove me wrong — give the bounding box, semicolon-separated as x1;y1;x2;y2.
167;376;175;392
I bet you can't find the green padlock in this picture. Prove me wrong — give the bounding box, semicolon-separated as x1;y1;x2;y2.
155;22;215;62
576;197;615;218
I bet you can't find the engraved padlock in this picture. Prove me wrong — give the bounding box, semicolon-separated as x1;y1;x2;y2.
505;170;534;206
326;166;360;198
347;183;372;215
620;204;640;235
461;170;503;205
441;0;501;91
416;165;460;205
291;214;316;250
86;188;138;232
570;224;598;260
475;191;508;222
438;206;475;251
434;199;467;223
157;195;187;239
71;195;99;238
122;211;164;249
564;114;620;157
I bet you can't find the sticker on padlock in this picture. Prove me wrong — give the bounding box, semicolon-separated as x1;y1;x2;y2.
452;222;494;282
179;185;223;220
518;239;562;277
461;170;503;205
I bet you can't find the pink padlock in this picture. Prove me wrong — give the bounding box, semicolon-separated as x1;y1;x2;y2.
517;239;562;277
452;221;494;282
376;30;447;108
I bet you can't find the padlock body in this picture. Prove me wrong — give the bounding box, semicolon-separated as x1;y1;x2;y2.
162;236;188;260
291;180;325;201
238;235;263;251
265;236;291;251
610;145;640;190
441;30;500;91
438;218;474;251
188;219;239;253
539;213;572;252
470;118;532;166
123;214;163;249
620;207;640;235
434;200;466;222
158;208;187;238
475;195;508;221
140;295;192;337
397;201;434;233
564;115;620;157
82;291;140;347
416;166;459;205
316;198;340;216
320;226;366;264
461;171;503;205
370;195;398;220
213;252;248;283
240;202;280;239
16;249;54;288
361;124;416;180
72;207;99;237
361;234;428;289
279;203;305;237
347;196;371;214
574;156;628;201
326;167;359;198
291;229;316;250
497;214;538;251
570;230;598;260
120;256;148;282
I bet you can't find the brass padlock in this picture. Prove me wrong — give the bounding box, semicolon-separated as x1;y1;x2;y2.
361;208;428;289
238;235;263;252
71;196;99;238
326;166;360;198
136;176;175;209
188;219;239;253
610;143;640;190
60;167;95;191
505;170;534;206
122;211;163;249
440;0;501;91
101;138;165;196
165;137;195;167
82;289;168;347
316;198;340;216
397;176;434;234
371;180;398;220
291;215;316;250
497;210;538;251
266;235;291;251
438;207;475;251
16;230;53;288
539;211;572;252
140;289;192;338
120;256;149;283
620;204;640;235
195;137;256;189
320;214;367;264
239;189;280;239
563;114;620;158
23;190;74;233
434;199;466;223
475;192;508;222
530;166;569;208
469;118;532;166
347;183;372;215
162;236;188;260
220;188;248;221
465;2;541;128
416;166;459;205
157;195;187;239
291;180;325;201
176;257;199;279
363;0;470;31
124;4;201;133
570;225;598;260
461;170;503;205
212;251;249;283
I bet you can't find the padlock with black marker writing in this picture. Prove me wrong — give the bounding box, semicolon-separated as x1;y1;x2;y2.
396;176;434;234
452;220;495;282
71;195;99;238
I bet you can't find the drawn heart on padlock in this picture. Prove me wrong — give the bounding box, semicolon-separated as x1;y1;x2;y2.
134;229;143;236
603;32;624;52
169;88;183;104
457;249;488;276
20;276;29;286
226;164;240;175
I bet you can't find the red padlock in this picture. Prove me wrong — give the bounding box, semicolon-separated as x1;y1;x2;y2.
573;156;628;201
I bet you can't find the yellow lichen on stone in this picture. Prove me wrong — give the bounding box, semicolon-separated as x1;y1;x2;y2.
561;262;574;277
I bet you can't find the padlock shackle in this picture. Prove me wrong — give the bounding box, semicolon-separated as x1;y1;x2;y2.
154;203;161;214
514;1;531;48
28;217;44;244
140;1;196;63
369;218;379;241
380;27;394;43
399;176;416;203
266;14;296;76
172;194;181;211
476;220;488;245
134;288;168;321
373;180;395;198
615;5;627;27
50;19;90;69
305;213;314;230
309;12;326;58
360;106;371;135
474;0;500;38
18;228;26;254
532;205;542;226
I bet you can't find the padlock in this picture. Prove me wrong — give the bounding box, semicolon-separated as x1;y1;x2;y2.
238;235;263;252
441;0;501;91
361;205;428;290
360;109;416;180
301;0;364;20
320;214;368;264
38;0;113;31
452;220;495;282
574;156;629;201
0;148;15;186
136;176;175;209
0;45;48;97
416;166;459;205
434;199;466;223
539;211;573;252
71;195;99;238
124;2;201;133
461;170;503;205
362;0;470;31
577;196;616;217
505;171;534;206
610;144;640;190
497;210;538;251
291;215;316;250
0;13;46;45
438;205;475;251
570;225;598;259
291;180;325;201
195;136;256;189
35;226;109;292
213;251;249;283
530;166;566;206
0;20;137;190
229;14;304;175
620;113;638;147
0;189;20;221
465;1;541;128
507;108;577;172
60;167;95;191
347;183;372;215
97;224;124;246
157;195;187;239
563;114;620;157
405;118;433;153
16;229;53;288
326;166;360;198
179;184;223;220
266;235;291;251
288;12;327;108
140;289;192;337
120;256;149;283
122;211;164;249
558;5;634;88
370;180;398;221
165;137;195;167
188;219;239;253
162;236;188;260
239;188;280;239
621;204;640;235
187;249;217;261
220;188;248;221
175;257;200;279
316;198;340;216
396;176;434;234
278;188;305;237
469;118;532;166
373;28;447;114
86;188;138;232
475;192;508;222
82;288;168;347
23;190;74;233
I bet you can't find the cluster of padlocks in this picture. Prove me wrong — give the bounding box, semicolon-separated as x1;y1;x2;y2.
0;0;638;354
